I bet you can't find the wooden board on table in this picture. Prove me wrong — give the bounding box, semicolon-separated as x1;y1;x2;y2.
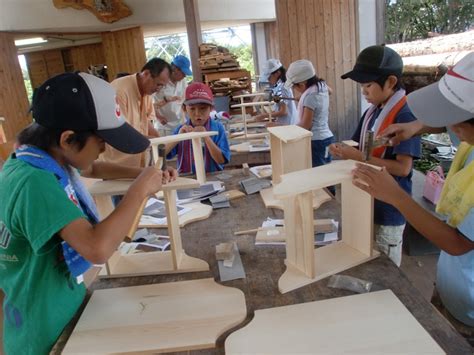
260;187;332;210
63;278;247;354
139;202;212;229
225;289;443;354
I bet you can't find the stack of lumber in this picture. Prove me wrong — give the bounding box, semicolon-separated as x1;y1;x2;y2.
199;43;240;73
211;77;250;94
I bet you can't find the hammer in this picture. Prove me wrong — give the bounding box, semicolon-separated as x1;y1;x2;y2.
362;130;391;161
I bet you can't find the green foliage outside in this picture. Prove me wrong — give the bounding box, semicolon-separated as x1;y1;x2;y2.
385;0;473;43
22;67;33;103
227;44;254;77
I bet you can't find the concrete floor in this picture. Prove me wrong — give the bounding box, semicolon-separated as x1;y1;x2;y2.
400;249;439;301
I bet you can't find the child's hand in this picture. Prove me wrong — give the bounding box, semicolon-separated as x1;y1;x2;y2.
352;163;404;205
193;126;207;132
329;143;363;161
131;167;166;198
179;125;194;134
162;167;178;184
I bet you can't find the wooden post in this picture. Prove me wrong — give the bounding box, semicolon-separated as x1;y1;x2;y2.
163;189;184;269
0;33;31;141
183;0;202;82
191;137;206;184
283;192;315;278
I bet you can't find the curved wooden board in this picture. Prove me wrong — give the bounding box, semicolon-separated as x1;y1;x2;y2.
101;251;209;278
63;278;247;354
139;202;213;229
260;187;332;210
225;290;443;354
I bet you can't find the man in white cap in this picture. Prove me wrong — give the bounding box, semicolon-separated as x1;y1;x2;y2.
352;52;474;345
254;58;297;125
154;55;192;136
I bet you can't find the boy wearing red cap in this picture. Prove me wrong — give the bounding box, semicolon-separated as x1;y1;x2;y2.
167;83;231;174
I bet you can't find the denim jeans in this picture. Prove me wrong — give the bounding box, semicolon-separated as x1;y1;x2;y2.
311;136;335;167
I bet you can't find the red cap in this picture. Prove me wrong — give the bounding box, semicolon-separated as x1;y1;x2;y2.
184;82;214;106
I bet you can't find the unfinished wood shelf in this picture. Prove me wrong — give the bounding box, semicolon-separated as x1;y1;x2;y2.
273;160;379;293
150;131;218;185
102;177;210;278
63;278;247;354
260;125;332;211
225;290;443;354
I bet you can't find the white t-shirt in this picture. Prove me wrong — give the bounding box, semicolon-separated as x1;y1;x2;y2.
154;79;187;129
302;84;333;140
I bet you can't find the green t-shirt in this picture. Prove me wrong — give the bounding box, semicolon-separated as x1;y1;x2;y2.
0;157;87;355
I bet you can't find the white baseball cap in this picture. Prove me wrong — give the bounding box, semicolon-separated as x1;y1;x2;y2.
285;60;316;88
259;59;283;83
407;52;474;127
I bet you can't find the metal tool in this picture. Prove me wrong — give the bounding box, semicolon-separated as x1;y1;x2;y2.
362;131;391;161
158;144;167;171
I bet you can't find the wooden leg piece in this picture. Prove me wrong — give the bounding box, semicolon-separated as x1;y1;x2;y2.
191;137;206;184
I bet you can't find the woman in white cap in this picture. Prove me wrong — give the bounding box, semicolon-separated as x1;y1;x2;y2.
254;59;297;126
286;59;334;167
353;52;474;345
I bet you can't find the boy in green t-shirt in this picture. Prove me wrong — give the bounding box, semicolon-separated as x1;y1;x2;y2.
0;72;177;354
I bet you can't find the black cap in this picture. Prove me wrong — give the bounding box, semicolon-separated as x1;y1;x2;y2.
32;72;150;154
341;45;403;83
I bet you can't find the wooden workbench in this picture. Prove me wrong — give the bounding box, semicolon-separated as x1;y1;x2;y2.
53;169;472;354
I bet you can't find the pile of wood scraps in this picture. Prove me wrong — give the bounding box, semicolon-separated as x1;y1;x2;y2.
199;43;240;73
211;77;250;94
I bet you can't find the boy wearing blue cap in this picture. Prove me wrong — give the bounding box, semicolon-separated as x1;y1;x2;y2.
154;55;193;136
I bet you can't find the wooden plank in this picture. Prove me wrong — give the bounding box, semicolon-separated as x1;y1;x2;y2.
287;0;300;62
101;27;145;82
274;160;360;198
0;33;31;141
275;0;291;66
149;131;217;146
191;137;206;184
296;0;308;59
63;278;247;354
331;0;345;140
304;0;317;67
226;290;444;354
314;0;328;80
260;187;332;210
183;0;202;82
88;177;200;196
283;192;316;278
